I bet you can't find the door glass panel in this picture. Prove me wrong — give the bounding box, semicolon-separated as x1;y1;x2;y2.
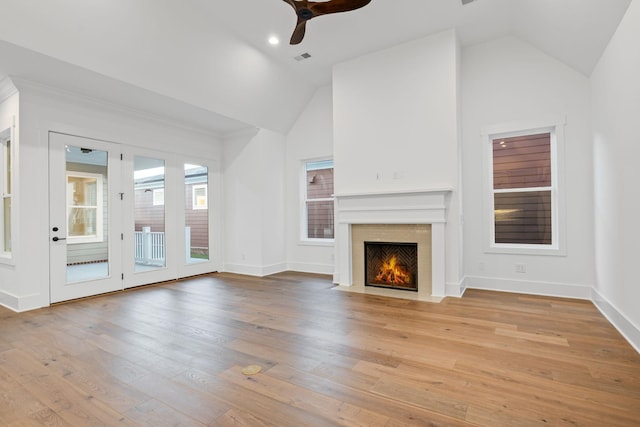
65;146;109;283
134;156;166;272
185;163;208;263
2;139;10;252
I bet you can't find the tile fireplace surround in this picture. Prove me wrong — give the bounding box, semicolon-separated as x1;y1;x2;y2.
334;189;451;302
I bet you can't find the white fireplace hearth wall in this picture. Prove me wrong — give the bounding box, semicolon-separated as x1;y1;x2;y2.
334;189;451;302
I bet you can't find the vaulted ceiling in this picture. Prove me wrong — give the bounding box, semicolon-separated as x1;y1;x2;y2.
0;0;632;136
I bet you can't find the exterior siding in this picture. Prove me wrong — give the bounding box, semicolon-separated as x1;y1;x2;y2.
306;167;334;239
133;183;209;250
184;183;209;249
134;189;165;232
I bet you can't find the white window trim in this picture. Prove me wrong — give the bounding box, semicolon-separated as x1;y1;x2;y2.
66;171;104;244
300;158;335;244
482;118;567;256
0;126;12;260
192;184;208;210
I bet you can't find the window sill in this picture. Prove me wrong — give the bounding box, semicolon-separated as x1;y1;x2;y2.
485;244;566;257
299;239;335;247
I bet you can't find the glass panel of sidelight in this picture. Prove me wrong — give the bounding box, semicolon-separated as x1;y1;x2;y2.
185;163;209;263
134;156;167;272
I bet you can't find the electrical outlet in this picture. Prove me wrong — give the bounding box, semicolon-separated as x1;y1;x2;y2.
515;263;526;273
478;262;485;271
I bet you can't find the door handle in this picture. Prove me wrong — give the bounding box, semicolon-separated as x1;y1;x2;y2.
52;236;67;242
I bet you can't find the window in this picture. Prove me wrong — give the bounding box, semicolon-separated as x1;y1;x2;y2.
192;184;208;210
153;188;165;206
303;159;334;240
487;126;561;253
0;128;11;256
67;172;104;244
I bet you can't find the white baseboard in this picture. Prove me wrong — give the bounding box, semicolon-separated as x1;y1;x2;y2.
0;290;19;311
446;279;467;297
0;290;44;312
592;288;640;354
223;263;263;276
286;262;334;275
464;275;592;300
223;262;287;277
261;263;288;276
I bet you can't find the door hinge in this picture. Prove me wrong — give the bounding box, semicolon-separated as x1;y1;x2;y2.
121;273;124;280
121;233;124;240
120;153;123;161
119;192;124;200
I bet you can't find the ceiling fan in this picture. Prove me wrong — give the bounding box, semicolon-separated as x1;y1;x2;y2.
281;0;372;45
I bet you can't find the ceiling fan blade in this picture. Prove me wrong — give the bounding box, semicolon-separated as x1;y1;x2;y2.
284;0;371;44
290;19;307;45
309;0;372;16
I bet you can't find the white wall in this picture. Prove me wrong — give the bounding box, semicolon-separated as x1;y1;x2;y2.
285;86;335;274
0;79;224;311
333;30;462;290
223;128;287;276
333;30;459;194
259;130;286;271
591;0;640;350
461;36;594;298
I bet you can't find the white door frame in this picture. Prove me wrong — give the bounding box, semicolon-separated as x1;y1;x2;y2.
49;132;123;303
176;155;222;279
122;147;178;288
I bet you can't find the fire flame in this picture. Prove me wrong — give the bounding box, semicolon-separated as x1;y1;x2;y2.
375;255;412;285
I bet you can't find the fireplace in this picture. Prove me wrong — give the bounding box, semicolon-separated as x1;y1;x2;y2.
334;189;451;301
349;223;432;299
365;242;418;291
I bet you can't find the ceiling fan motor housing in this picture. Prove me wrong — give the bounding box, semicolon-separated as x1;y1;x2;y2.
298;8;313;20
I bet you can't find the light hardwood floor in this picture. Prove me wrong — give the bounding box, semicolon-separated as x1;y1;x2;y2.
1;272;639;426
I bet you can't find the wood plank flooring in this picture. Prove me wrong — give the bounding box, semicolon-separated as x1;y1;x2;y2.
1;271;639;426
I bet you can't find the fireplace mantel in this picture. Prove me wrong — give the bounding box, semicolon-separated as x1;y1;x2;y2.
334;188;452;301
334;188;452;198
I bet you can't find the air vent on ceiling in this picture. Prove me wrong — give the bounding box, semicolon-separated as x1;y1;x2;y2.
294;52;312;61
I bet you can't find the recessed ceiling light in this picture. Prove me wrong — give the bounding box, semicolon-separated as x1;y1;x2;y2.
268;36;280;46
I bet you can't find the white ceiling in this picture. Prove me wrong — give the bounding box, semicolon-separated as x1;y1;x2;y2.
0;0;632;135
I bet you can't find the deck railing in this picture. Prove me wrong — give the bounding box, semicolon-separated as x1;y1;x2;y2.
134;227;165;266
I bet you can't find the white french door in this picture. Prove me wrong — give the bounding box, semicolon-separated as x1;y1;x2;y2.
121;147;177;288
49;133;220;303
49;132;123;303
121;152;219;286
